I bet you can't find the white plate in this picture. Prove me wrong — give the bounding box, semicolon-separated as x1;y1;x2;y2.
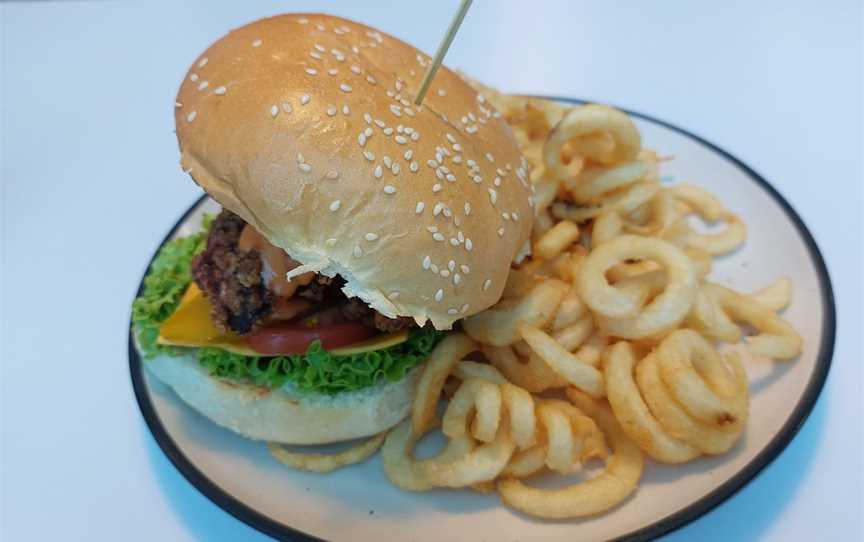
129;100;835;542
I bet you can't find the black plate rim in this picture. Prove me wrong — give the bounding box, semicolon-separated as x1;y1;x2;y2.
128;97;836;542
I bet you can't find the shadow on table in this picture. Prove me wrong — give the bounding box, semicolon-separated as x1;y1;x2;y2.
144;428;271;542
662;391;828;542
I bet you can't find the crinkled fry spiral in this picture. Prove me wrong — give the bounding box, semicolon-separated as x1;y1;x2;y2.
498;390;644;519
383;357;612;492
703;283;802;360
577;235;698;339
544;104;641;180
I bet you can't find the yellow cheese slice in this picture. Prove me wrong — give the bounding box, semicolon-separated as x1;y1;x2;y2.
157;283;409;357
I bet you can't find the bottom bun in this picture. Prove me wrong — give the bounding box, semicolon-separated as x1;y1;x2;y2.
145;350;421;444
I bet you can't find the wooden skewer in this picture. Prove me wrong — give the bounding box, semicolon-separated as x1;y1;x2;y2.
414;0;474;105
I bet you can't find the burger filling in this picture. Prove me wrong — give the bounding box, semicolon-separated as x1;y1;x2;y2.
132;211;442;394
192;210;417;336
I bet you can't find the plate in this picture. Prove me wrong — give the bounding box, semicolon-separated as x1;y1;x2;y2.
129;99;835;542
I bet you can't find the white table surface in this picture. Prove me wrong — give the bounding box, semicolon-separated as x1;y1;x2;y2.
1;1;861;541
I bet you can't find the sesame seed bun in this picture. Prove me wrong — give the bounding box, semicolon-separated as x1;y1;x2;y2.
175;13;533;329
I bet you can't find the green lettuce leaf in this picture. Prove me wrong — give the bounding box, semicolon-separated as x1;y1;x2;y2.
132;214;442;395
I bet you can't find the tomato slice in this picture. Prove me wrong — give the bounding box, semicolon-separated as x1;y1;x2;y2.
247;321;378;355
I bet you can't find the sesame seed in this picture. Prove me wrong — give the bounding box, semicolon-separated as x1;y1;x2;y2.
390;105;402;117
383;127;394;136
422;256;431;269
299;163;312;173
383;156;392;168
464;202;471;215
430;264;440;273
374;165;383;179
483;279;492;291
445;133;456;144
328;106;338;117
410;161;419;172
438;89;447;97
252;39;262;47
488;188;498;204
432;184;442;193
395;135;408;144
400;98;411;107
512;212;519;221
214;86;227;95
301;94;311;105
497;168;507;177
433;203;444;216
452;143;463;152
410;132;420;141
326;171;339;180
452;155;462;164
467;159;476;168
461;303;470;314
363;113;373;124
494;177;502;187
435;289;444;302
392;163;401;175
190;73;199;82
270;105;279;118
358;132;367;145
389;291;400;299
448;308;458;315
405;108;415;117
354;245;363;258
404;150;414;160
314;43;325;52
374;119;386;128
310;51;323;60
486;152;495;162
351;65;362;74
435;169;445;180
366;75;377;84
383;185;396;194
186;111;197;122
465;239;473;251
365;233;379;241
316;23;325;31
296;153;305;163
415;202;425;214
460;264;470;274
340;83;352;92
454;273;462;285
197;57;208;68
443;208;452;218
328;68;339;76
305;68;318;76
404;126;414;134
457;231;464;243
363;151;375;162
433;232;445;242
329;200;341;211
446;174;456;182
342;105;350;115
441;269;451;278
364;127;373;137
436;152;443;163
450;238;459;246
427;160;438;168
502;212;511;220
198;80;209;91
427;226;439;233
472;176;482;184
497;227;505;236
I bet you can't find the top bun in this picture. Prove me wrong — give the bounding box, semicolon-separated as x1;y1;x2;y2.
175;14;533;329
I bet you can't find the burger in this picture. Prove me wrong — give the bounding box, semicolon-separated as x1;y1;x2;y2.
132;13;533;445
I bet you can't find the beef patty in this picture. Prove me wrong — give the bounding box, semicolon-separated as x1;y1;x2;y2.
192;210;416;336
